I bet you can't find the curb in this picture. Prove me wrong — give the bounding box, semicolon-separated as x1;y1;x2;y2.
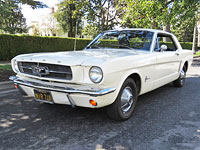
0;81;12;85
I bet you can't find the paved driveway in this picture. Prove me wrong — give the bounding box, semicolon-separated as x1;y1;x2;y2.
0;58;200;150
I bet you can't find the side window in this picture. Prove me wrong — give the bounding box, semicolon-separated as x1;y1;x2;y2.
155;34;177;51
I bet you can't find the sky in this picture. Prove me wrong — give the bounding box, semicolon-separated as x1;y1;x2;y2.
21;0;60;26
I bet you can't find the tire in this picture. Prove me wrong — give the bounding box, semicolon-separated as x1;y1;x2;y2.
106;78;138;121
173;66;186;87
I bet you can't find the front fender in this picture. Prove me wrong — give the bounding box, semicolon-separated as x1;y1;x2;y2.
103;69;143;105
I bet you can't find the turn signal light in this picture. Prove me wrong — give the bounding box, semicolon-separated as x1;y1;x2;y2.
14;84;18;89
89;100;97;106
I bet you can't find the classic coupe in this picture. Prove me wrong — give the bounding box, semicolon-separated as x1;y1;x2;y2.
10;29;193;121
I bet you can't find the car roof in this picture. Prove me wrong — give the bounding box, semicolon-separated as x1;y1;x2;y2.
106;28;173;35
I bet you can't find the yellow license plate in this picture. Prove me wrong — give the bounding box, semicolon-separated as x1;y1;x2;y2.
34;89;53;103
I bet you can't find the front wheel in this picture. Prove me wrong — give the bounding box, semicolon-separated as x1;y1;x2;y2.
173;66;186;87
106;78;138;121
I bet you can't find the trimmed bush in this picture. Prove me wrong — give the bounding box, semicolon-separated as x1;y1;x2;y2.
160;42;193;50
0;34;92;61
0;34;193;61
180;42;193;50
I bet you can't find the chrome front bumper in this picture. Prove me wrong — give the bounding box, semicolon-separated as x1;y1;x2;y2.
9;76;116;96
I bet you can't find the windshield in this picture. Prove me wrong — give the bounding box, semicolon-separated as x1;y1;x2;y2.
86;30;154;51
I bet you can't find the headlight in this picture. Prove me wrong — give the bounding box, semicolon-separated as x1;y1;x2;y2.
89;66;103;83
11;59;19;73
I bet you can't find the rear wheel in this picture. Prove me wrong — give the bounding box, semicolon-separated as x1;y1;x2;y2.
173;66;186;87
106;78;138;121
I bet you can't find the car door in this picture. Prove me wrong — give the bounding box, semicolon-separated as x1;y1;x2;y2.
154;33;181;88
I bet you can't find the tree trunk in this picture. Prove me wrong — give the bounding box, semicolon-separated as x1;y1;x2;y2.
68;19;75;37
163;24;171;42
152;19;158;29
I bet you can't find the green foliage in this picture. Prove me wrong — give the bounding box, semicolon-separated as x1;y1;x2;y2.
83;0;120;31
120;0;199;28
119;0;200;42
0;34;194;61
164;42;194;50
54;0;83;37
17;0;47;9
0;0;27;34
55;0;120;37
82;24;99;38
159;42;193;50
170;0;199;42
194;50;200;57
180;42;194;50
119;0;160;28
0;0;47;34
0;34;91;61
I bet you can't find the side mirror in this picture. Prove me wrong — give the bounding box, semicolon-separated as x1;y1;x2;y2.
160;45;167;52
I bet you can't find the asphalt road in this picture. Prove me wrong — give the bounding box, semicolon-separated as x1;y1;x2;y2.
0;58;200;150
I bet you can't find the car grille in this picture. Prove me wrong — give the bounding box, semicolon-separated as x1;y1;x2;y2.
17;62;72;80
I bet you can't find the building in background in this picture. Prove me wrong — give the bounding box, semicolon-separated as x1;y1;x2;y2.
28;7;67;37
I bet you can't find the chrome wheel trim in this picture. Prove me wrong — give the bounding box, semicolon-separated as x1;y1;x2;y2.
120;87;134;113
180;69;186;84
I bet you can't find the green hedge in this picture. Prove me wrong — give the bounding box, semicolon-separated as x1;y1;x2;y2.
0;34;91;61
0;34;193;61
180;42;193;50
160;42;193;50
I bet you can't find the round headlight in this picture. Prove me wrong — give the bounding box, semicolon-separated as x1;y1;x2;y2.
11;59;19;73
89;66;103;83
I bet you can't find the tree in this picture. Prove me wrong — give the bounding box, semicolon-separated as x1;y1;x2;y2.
82;24;99;38
55;0;120;37
172;16;196;42
55;0;83;37
0;0;27;34
84;0;120;32
0;0;47;34
119;0;160;29
170;1;200;42
119;0;200;41
16;0;47;9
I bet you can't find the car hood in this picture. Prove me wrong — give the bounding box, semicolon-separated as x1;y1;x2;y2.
15;49;147;66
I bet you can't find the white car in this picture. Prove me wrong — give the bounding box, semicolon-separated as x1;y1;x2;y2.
10;29;193;121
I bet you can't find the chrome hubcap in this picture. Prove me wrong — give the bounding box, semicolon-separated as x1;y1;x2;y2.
180;69;186;84
120;87;134;113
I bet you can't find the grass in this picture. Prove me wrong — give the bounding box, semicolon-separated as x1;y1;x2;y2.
0;64;12;71
194;50;200;57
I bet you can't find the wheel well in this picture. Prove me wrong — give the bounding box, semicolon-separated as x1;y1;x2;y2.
128;73;141;94
184;61;188;72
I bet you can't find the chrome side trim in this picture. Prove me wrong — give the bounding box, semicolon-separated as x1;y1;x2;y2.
9;76;116;96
